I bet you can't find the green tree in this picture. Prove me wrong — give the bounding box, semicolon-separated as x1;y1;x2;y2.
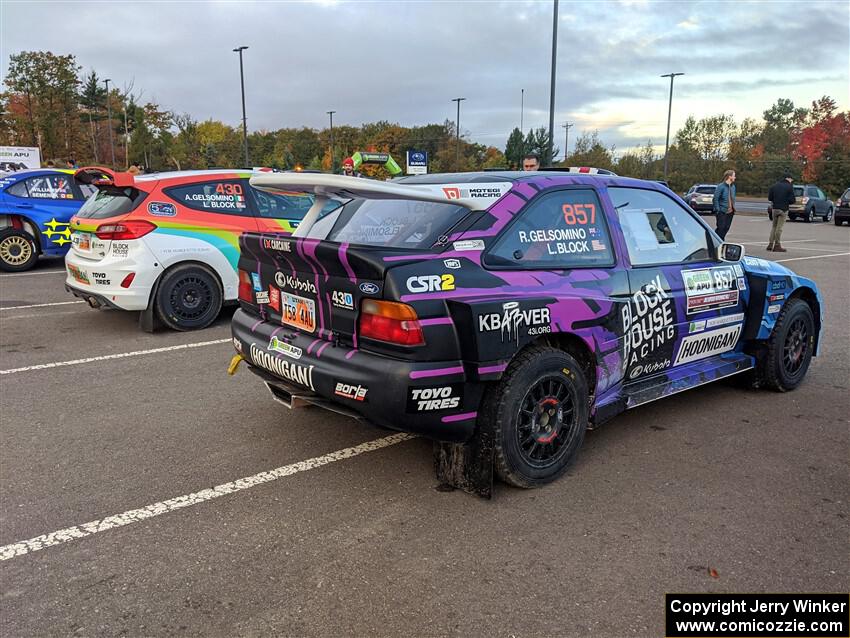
4;51;82;159
504;127;524;169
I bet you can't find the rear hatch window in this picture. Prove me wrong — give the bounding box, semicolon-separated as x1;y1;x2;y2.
71;186;146;260
306;198;468;249
793;186;804;198
75;187;145;220
696;187;715;194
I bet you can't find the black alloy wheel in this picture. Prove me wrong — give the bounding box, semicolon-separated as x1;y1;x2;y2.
155;264;222;331
515;377;579;469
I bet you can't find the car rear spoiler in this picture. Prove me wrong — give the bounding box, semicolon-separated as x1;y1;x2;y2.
74;166;136;188
250;173;512;237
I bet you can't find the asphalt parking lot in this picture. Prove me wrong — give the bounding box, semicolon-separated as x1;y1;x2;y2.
1;214;848;636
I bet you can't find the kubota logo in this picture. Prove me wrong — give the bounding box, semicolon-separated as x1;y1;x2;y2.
442;187;461;200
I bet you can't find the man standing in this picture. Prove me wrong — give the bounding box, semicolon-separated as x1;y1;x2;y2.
522;153;541;171
767;172;795;252
713;169;737;240
341;157;363;178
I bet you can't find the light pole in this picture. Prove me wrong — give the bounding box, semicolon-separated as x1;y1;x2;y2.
104;78;116;167
661;72;684;180
327;110;336;172
233;46;249;166
547;0;559;167
452;97;466;171
562;121;573;162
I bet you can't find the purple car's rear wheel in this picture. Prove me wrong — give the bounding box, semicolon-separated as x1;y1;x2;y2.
484;345;588;488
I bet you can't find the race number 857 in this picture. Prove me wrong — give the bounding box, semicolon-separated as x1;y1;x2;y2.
562;203;596;225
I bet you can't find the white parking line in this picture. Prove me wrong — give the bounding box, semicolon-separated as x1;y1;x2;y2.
741;239;818;245
0;338;231;375
0;269;65;277
0;432;415;562
775;252;850;263
0;300;84;311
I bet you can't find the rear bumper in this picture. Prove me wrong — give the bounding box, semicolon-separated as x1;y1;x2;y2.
835;207;850;220
689;201;714;212
231;308;483;442
63;248;161;311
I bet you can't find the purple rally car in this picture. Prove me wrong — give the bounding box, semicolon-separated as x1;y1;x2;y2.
229;171;823;496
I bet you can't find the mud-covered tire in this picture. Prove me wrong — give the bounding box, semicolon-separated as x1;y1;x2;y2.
154;264;222;331
757;298;815;392
482;345;588;488
0;228;38;272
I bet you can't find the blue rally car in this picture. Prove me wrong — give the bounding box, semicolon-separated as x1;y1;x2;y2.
0;168;100;271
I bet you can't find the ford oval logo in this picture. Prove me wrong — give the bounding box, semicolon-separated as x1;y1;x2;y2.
359;282;379;295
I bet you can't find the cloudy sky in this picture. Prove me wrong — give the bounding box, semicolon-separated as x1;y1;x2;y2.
2;0;848;156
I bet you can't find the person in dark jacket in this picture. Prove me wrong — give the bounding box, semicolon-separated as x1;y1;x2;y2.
766;172;795;252
713;169;736;239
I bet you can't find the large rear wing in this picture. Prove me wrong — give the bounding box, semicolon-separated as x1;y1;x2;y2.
74;166;136;188
249;173;512;237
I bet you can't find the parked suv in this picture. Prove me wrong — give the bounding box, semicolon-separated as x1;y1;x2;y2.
65;167;322;331
788;184;833;222
683;184;715;213
834;188;850;226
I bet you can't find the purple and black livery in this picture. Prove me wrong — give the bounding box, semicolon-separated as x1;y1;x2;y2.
230;171;823;495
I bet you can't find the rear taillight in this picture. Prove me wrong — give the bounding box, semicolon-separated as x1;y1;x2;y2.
359;299;424;346
95;220;156;240
801;197;809;204
120;273;135;288
238;269;254;303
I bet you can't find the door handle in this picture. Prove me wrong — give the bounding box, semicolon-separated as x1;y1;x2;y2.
14;202;34;209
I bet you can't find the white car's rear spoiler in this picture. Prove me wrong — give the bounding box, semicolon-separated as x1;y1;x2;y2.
249;173;512;236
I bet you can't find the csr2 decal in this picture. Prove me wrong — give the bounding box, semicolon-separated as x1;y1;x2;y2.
231;171;823;492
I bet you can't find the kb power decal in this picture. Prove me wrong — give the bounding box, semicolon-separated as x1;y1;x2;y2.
683;266;740;314
478;302;551;343
674;324;742;365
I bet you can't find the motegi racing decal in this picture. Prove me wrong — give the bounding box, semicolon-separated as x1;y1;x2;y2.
683;266;739;314
407;384;463;412
621;274;676;377
674;324;742;365
478;302;551;344
249;343;315;390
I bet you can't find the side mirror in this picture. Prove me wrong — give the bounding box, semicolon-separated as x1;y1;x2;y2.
719;242;745;262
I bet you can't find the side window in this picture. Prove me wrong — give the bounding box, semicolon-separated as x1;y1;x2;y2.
164;179;250;215
816;188;826;199
5;181;28;198
485;188;614;269
24;175;76;200
248;187;313;220
608;187;711;266
806;187;818;198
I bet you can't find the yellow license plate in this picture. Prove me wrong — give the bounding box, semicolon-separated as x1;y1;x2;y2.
281;292;316;333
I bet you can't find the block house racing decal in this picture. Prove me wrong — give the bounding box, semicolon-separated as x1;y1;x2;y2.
674;324;742;365
683;266;740;314
250;343;315;390
622;274;676;378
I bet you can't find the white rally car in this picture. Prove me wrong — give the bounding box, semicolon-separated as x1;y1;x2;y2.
64;168;315;331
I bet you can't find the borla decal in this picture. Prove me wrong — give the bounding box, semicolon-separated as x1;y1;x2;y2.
674;324;742;365
683;266;739;314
